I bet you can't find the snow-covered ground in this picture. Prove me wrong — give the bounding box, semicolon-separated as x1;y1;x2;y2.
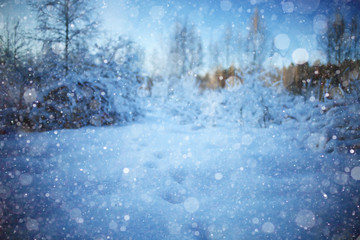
1;96;360;240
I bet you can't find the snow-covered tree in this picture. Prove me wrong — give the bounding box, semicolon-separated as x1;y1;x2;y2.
93;36;144;121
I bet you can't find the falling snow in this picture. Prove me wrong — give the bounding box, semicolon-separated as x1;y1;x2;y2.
292;48;309;65
1;0;360;239
274;33;290;50
1;90;360;238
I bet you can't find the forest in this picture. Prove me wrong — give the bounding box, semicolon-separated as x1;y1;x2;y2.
1;1;360;239
0;1;359;134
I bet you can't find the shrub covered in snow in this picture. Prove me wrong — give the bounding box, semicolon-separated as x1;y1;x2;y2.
152;68;360;158
92;36;145;120
25;79;116;131
156;70;295;128
0;35;145;133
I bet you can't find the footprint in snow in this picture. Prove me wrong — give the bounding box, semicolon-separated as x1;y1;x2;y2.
153;151;165;159
144;161;157;169
161;182;187;204
170;167;187;184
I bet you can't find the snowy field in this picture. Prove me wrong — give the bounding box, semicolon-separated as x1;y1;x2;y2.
1;98;360;240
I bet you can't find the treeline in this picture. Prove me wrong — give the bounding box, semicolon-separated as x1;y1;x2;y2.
197;58;360;102
281;60;360;100
1;2;360;133
0;0;144;133
146;8;269;97
161;8;268;80
192;9;360;102
279;10;360;100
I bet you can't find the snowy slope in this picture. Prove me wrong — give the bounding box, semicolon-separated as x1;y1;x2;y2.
1;96;360;239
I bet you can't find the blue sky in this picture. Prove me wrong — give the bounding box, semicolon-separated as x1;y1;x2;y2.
100;0;359;71
1;0;360;71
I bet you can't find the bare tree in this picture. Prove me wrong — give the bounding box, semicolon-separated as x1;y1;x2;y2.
208;39;221;69
235;26;243;68
1;18;28;68
224;23;232;67
168;20;203;78
28;0;99;75
323;11;349;65
168;21;185;78
0;18;30;109
350;16;359;60
187;25;203;76
246;8;267;71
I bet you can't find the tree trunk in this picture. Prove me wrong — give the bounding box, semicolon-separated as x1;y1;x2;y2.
64;0;70;76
